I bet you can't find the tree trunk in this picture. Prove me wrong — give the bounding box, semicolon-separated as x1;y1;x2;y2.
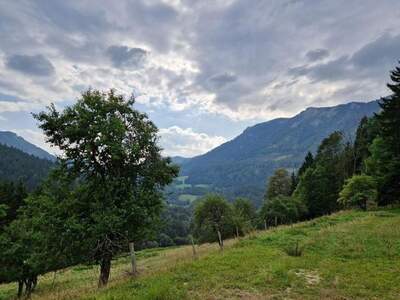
31;276;37;292
129;242;137;276
24;277;34;298
274;216;278;227
98;255;112;287
17;280;24;298
217;229;223;251
190;235;197;259
235;225;239;238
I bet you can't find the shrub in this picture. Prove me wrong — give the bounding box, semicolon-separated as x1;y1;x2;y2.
338;175;378;210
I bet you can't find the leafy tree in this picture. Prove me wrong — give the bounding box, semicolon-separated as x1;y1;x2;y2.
193;194;233;250
231;198;256;237
259;195;305;226
266;168;292;200
338;175;377;210
33;89;178;286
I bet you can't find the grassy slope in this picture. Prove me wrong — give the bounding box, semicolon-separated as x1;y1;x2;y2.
2;209;400;299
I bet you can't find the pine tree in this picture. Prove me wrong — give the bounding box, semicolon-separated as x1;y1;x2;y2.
298;152;314;177
374;63;400;202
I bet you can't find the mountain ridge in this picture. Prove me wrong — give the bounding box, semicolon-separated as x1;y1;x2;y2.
0;131;55;161
179;100;380;205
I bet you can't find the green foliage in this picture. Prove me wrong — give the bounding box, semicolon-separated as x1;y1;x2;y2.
373;63;400;203
32;89;179;286
0;181;41;297
180;101;379;206
0;144;53;190
354;116;379;173
298;151;314;177
260;195;306;226
294;132;349;217
231;198;256;236
193;194;233;244
266;168;292;200
0;181;27;227
339;175;377;210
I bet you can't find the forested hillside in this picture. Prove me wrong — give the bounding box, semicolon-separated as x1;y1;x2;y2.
0;131;55;161
181;101;379;205
0;144;53;189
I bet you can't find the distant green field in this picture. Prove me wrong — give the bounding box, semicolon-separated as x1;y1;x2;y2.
2;209;400;299
178;194;198;202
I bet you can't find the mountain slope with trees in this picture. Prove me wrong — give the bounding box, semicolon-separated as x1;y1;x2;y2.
0;144;53;190
181;101;379;205
0;131;55;161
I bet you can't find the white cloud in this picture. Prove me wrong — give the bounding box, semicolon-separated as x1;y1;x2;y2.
159;126;226;157
11;128;60;156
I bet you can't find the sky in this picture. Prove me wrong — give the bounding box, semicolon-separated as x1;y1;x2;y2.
0;0;399;157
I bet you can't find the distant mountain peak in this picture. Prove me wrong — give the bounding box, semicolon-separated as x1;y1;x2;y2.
180;100;380;206
0;131;55;161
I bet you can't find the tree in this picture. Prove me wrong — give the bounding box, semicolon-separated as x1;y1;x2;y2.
0;181;41;297
259;195;305;226
354;116;379;173
298;152;314;177
193;194;233;250
33;89;178;286
373;63;400;203
294;132;347;217
231;198;256;237
266;168;292;200
0;181;27;227
338;175;378;210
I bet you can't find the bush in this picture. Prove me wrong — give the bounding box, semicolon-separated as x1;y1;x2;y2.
338;175;378;210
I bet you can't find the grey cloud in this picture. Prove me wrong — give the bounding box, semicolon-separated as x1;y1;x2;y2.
306;49;329;61
352;33;400;69
290;33;400;83
107;46;148;68
208;72;237;88
6;54;55;76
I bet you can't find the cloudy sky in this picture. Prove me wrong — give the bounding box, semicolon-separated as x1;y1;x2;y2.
0;0;399;157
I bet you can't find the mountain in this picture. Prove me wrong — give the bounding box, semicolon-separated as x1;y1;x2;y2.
171;156;191;165
0;131;55;161
180;100;380;206
0;143;54;189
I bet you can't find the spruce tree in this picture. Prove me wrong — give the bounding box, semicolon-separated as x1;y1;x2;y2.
374;63;400;202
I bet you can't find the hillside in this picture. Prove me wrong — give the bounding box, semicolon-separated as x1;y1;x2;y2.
1;209;399;299
0;144;54;189
0;131;55;161
181;101;380;205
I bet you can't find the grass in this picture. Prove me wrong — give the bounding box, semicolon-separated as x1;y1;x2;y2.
2;209;400;299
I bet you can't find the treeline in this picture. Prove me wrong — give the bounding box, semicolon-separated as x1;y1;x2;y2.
0;144;53;190
259;63;400;225
190;62;400;252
